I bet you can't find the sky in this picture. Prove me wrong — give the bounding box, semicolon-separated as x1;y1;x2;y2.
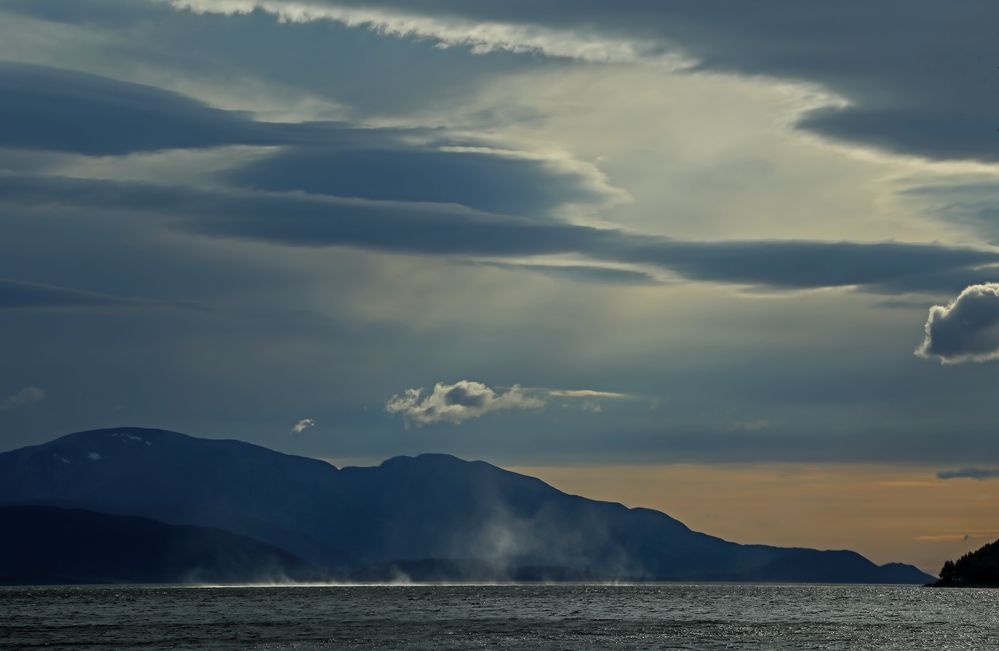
1;0;999;572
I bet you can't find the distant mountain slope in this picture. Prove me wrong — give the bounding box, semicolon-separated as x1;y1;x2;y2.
934;539;999;587
0;505;322;585
0;428;933;583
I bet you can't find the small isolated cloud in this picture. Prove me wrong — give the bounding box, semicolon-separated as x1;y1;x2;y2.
0;386;45;411
386;380;638;426
937;467;999;481
290;418;315;434
916;283;999;364
386;380;544;426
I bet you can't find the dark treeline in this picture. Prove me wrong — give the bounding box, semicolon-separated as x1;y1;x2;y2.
935;540;999;587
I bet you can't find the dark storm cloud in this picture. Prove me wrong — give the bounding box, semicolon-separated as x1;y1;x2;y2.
239;0;999;163
797;107;999;163
0;63;611;217
0;174;596;257
0;63;275;155
937;467;999;480
0;62;419;155
229;146;608;216
916;283;999;364
4;174;998;292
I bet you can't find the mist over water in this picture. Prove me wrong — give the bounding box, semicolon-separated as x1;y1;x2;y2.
3;583;998;650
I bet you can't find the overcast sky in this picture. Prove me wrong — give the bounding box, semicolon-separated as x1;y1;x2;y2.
2;0;999;570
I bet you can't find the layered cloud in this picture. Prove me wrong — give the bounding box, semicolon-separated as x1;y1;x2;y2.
0;62;277;155
937;467;999;481
6;173;998;293
167;0;686;67
228;145;617;217
0;63;618;220
916;284;999;364
5;0;999;471
164;0;999;164
5;63;998;295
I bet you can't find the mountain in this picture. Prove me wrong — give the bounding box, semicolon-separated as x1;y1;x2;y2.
933;539;999;587
0;427;933;583
0;505;322;585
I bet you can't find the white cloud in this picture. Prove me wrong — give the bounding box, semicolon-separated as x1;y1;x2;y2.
385;380;638;426
386;380;544;426
291;417;315;433
0;386;45;411
916;283;999;364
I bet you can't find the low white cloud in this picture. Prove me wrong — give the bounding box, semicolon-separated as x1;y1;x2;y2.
386;380;638;426
0;386;45;411
386;380;544;426
290;417;315;434
916;283;999;364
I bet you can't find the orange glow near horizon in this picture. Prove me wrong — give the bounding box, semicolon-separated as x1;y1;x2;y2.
508;463;998;575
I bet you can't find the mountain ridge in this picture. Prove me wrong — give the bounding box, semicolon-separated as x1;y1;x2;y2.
0;427;933;584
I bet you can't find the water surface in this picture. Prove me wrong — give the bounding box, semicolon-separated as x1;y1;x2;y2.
2;583;995;649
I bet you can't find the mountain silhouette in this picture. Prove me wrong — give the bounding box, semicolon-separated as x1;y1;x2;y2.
0;427;932;583
0;505;322;585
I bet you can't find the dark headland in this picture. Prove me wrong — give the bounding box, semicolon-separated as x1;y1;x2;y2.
931;539;999;588
0;427;934;585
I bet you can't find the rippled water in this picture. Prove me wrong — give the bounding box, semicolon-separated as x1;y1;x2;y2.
2;583;997;649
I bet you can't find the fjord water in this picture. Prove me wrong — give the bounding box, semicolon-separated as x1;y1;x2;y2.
3;583;996;649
